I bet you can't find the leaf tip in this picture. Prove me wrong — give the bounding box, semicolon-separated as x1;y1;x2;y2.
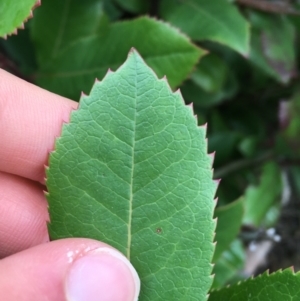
129;46;137;54
214;178;221;185
213;180;221;195
162;75;171;87
80;91;87;98
31;0;42;18
186;102;198;121
128;47;142;60
199;123;208;134
173;88;187;106
29;10;34;19
186;102;193;109
208;151;215;166
291;266;295;273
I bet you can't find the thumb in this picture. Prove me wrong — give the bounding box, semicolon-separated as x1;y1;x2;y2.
0;238;140;301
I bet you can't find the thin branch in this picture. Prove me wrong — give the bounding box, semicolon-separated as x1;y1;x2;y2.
214;151;274;179
236;0;300;15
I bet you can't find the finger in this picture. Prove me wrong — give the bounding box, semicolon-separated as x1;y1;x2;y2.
0;238;140;301
0;68;77;183
0;171;49;258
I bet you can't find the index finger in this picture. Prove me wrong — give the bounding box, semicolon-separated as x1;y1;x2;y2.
0;69;78;183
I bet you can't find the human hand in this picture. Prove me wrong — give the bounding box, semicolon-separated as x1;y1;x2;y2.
0;69;140;301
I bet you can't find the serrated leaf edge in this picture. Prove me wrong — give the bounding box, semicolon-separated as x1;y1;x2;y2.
1;0;41;39
209;266;300;294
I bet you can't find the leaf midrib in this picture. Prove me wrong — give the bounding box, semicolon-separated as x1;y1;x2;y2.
127;56;138;260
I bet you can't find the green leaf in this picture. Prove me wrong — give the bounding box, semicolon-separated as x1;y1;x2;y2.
0;0;37;37
288;167;300;196
46;50;216;300
36;17;204;100
209;268;300;301
31;0;109;63
211;239;245;290
160;0;250;55
181;81;219;108
206;112;242;167
283;93;300;140
181;56;238;108
249;12;296;84
243;162;282;227
278;92;300;157
191;54;228;94
213;198;244;261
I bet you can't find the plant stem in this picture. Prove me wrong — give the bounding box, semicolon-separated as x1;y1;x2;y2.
236;0;300;15
214;151;274;179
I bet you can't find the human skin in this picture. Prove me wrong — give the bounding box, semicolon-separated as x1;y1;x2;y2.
0;69;140;301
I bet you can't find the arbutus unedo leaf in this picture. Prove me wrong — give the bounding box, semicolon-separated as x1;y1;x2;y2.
46;49;217;300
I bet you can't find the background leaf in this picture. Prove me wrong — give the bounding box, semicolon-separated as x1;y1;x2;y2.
249;12;296;84
212;239;246;290
181;53;238;108
190;54;228;94
208;268;300;301
31;0;109;63
46;50;216;300
0;0;37;37
278;92;300;158
213;198;244;261
243;162;282;227
159;0;250;55
36;17;204;99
